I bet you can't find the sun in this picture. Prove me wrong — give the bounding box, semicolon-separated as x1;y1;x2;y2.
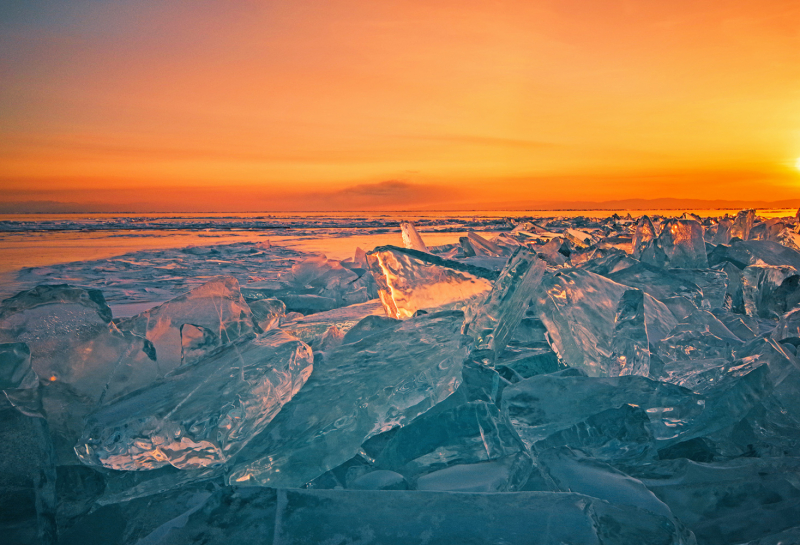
796;157;800;171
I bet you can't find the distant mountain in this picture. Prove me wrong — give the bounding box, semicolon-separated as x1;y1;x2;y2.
480;197;800;211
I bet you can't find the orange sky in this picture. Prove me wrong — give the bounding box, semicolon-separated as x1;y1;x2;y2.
1;0;799;211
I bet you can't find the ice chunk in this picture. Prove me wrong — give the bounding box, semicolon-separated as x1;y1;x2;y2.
0;342;37;391
741;264;800;318
536;270;676;376
465;249;546;358
0;285;112;380
34;323;160;462
179;324;218;365
709;239;800;270
706;217;732;245
731;208;755;240
537;448;677;522
117;277;255;373
668;268;729;309
0;287;159;460
280;299;384;345
772;306;800;341
76;329;313;471
372;401;532;491
502;373;704;445
657;219;708;268
366;245;496;319
341;314;399;344
531;404;654;462
247;297;284;331
227;310;469;488
310;324;344;352
400;221;429;252
467;231;505;257
459;236;476;257
666;308;742;344
353;246;368;268
629;457;800;545
632;215;657;259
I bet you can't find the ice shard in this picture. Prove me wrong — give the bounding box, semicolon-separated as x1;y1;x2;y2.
657;219;708;268
467;231;505;257
247;297;285;331
632;215;657;259
465;248;546;358
76;329;313;471
771;306;800;341
706;217;732;245
366;245;496;319
459;236;476;257
400;221;429;253
536;270;675;376
731;208;755;240
117;277;255;373
227;310;469;488
741;264;800;318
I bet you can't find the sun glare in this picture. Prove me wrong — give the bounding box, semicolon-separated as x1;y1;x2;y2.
796;157;800;171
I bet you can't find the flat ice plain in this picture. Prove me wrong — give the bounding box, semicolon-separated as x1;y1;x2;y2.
3;209;800;545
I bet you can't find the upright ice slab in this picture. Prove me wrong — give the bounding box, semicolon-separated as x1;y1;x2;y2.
632;215;657;259
466;249;546;358
400;222;429;253
227;310;469;488
76;329;313;471
731;209;755;240
536;270;675;376
117;277;255;373
657;219;708;268
367;245;496;319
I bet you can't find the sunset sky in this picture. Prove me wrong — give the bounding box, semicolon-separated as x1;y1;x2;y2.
1;0;799;211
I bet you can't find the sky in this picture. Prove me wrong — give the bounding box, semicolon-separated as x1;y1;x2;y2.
1;0;799;211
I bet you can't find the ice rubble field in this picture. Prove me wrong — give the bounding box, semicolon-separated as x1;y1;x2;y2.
3;211;800;544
